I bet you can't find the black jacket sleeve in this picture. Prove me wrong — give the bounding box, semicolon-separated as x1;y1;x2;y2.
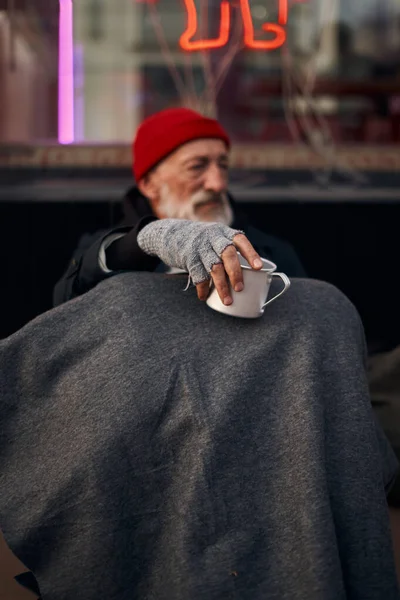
52;215;160;307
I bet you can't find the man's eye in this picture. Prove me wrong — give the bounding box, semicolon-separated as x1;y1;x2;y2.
190;164;204;171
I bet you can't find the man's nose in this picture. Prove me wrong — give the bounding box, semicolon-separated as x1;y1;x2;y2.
204;164;227;194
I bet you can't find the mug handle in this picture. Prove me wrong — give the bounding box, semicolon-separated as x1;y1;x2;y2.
262;272;291;309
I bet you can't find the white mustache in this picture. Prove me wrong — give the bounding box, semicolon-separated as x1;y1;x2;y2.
193;196;223;208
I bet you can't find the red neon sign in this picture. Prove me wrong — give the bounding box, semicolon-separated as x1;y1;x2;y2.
179;0;293;52
180;0;231;50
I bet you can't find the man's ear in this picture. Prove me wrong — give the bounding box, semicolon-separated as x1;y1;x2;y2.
137;171;158;202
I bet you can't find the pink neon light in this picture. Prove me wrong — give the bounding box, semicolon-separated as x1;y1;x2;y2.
58;0;74;144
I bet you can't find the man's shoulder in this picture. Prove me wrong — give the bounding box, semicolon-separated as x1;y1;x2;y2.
229;199;291;251
244;224;289;252
243;224;307;278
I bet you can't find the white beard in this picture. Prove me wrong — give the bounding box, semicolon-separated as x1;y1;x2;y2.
158;184;234;226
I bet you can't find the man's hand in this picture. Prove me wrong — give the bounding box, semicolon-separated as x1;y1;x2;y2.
137;219;263;305
196;233;262;305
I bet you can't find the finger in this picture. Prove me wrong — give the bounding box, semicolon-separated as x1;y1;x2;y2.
220;244;244;292
232;233;263;269
210;262;233;305
196;279;211;301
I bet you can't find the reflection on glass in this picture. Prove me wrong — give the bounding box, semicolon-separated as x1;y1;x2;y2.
0;0;398;145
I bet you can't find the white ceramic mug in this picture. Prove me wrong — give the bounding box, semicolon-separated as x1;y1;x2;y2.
206;252;291;319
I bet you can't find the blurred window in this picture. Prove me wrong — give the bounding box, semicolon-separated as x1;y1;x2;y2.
0;0;399;145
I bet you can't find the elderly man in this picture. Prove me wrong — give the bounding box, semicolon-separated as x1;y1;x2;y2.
3;108;395;598
53;107;306;307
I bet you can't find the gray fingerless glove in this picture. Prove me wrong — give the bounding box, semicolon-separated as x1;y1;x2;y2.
137;219;245;284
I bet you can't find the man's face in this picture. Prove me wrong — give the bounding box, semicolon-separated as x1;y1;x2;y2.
138;138;234;226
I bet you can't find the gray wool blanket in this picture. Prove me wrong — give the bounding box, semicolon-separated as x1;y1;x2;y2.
0;273;399;600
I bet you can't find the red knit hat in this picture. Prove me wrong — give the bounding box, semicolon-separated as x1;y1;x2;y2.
132;108;231;181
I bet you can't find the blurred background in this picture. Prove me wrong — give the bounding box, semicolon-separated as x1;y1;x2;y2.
0;0;400;349
2;2;400;590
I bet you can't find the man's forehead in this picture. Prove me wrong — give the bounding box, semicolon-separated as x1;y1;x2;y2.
174;138;229;160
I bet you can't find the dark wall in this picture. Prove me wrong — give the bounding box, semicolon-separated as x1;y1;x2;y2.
244;201;400;350
1;198;399;350
1;200;121;339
